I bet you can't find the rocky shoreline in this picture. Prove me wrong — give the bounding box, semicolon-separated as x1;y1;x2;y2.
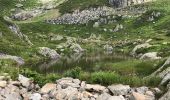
0;74;165;100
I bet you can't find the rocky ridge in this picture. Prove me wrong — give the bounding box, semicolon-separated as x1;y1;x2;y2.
0;74;161;100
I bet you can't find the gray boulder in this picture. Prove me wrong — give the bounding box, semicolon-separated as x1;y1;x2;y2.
159;88;170;100
29;93;42;100
140;52;161;60
108;95;125;100
108;84;130;95
38;47;60;59
18;74;31;88
0;53;25;65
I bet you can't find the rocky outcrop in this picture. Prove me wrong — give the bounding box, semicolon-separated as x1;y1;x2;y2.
11;9;43;21
38;47;60;59
0;75;158;100
109;0;153;8
151;56;170;77
8;23;33;45
46;6;115;24
0;53;25;65
131;43;152;56
159;88;170;100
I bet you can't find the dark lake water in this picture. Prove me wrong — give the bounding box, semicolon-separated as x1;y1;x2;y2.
29;51;132;74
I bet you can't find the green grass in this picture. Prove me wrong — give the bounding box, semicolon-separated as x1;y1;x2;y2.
58;0;109;14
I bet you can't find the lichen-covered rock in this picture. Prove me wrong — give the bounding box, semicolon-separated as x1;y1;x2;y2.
38;47;60;59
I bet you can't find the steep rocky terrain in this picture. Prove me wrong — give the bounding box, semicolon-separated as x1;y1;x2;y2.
0;0;170;99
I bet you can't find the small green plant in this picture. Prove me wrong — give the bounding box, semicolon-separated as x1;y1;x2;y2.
64;67;82;78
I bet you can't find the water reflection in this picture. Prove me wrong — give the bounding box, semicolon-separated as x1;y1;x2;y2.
32;52;131;74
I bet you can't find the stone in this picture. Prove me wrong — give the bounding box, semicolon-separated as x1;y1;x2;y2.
46;6;115;24
38;47;60;59
104;44;113;52
145;91;155;97
131;43;152;56
85;84;106;93
70;43;84;53
159;88;170;100
109;0;153;8
108;84;130;95
0;81;7;88
18;74;30;88
136;86;149;94
30;93;42;100
131;92;146;100
15;3;23;8
55;86;78;100
160;73;170;85
56;77;81;88
93;22;100;28
41;83;56;94
113;24;123;32
108;95;125;100
97;93;112;100
50;35;64;41
152;88;162;94
140;52;161;60
0;53;25;65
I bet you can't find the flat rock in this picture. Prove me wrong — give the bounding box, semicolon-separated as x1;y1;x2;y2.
41;83;56;94
85;84;106;93
108;84;130;95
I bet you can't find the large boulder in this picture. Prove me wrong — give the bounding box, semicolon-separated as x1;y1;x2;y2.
54;86;79;100
38;47;60;59
85;84;107;93
41;83;56;94
0;53;25;65
29;93;42;100
56;77;81;88
159;87;170;100
140;52;161;60
97;93;112;100
108;84;130;95
18;74;31;88
160;73;170;85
